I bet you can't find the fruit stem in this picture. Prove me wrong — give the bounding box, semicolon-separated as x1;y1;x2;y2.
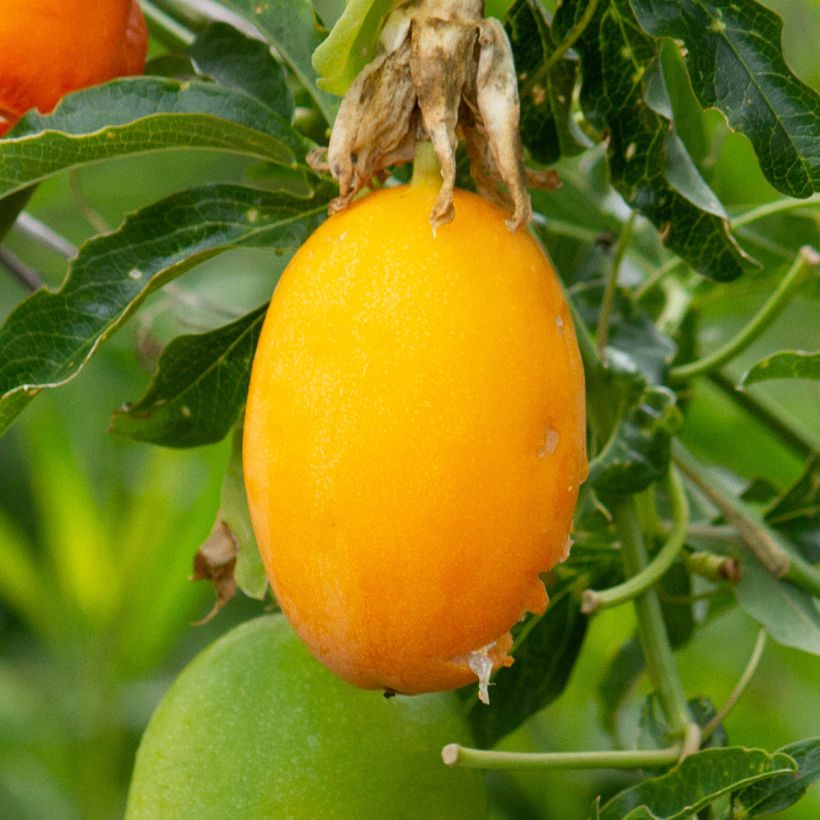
673;441;820;598
442;742;681;770
411;140;442;188
582;468;689;614
611;495;696;744
669;246;818;383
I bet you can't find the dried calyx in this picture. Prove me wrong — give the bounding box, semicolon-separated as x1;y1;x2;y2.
309;0;558;232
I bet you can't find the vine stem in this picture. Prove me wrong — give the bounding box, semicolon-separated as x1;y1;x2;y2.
148;0;259;38
521;0;599;98
141;0;196;49
673;441;820;598
0;248;44;292
14;213;76;258
582;468;689;614
731;193;820;228
708;371;818;458
611;497;696;742
596;211;636;360
701;629;767;743
669;246;818;383
441;743;681;770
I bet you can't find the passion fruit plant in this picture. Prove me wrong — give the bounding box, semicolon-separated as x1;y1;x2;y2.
0;0;818;817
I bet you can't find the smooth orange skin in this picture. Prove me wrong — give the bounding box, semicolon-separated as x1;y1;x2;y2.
0;0;147;135
243;184;587;696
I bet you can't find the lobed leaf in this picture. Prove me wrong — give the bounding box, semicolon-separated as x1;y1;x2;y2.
553;0;754;281
312;0;395;96
740;350;820;388
110;305;268;448
597;747;796;820
0;78;312;200
733;553;820;655
733;737;820;817
221;0;339;122
189;22;294;119
629;0;820;198
505;0;587;165
0;184;330;435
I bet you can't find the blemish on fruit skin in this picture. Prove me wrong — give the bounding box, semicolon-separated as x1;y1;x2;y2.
555;315;564;335
537;425;559;458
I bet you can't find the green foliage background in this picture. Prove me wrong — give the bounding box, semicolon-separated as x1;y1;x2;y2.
0;0;818;817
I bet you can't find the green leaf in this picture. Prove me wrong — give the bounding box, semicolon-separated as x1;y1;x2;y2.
589;382;683;495
0;78;311;200
597;747;796;820
0;184;330;436
553;0;754;281
733;553;820;655
190;22;294;119
110;305;267;448
765;455;819;563
222;427;268;601
629;0;820;198
222;0;338;122
312;0;395;96
733;737;820;817
505;0;586;165
463;580;590;747
740;350;820;388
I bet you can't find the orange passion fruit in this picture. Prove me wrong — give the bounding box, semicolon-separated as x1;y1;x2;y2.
0;0;147;135
243;180;587;697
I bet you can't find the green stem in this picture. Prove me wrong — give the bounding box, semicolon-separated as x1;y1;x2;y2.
442;743;681;770
731;193;820;228
633;257;682;301
612;497;694;738
701;630;767;742
708;371;818;458
0;248;44;292
141;0;196;48
669;247;818;383
597;212;636;360
673;441;820;598
411;140;441;187
583;468;689;614
521;0;599;98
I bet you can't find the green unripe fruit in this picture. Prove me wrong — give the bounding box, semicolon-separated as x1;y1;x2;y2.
126;615;487;819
